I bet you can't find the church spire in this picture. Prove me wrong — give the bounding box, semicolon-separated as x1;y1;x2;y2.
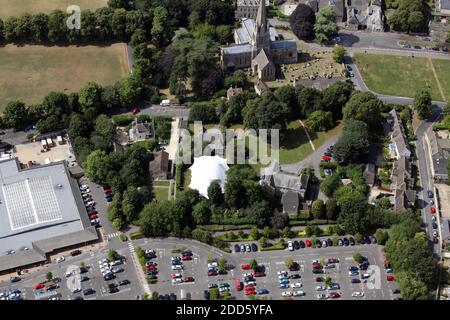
256;0;267;30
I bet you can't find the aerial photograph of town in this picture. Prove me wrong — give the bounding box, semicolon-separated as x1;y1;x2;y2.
0;0;449;309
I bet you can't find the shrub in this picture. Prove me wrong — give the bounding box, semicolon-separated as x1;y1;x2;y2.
112;115;134;126
130;231;145;240
119;233;128;242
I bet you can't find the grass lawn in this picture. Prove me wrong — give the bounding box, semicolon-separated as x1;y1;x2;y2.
153;180;170;187
431;59;450;101
353;53;444;101
0;44;128;111
152;187;169;202
0;0;107;18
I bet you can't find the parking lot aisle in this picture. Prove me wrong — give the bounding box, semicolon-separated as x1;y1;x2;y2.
128;241;150;295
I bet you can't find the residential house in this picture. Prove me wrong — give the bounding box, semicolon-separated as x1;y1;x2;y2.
390;156;416;210
425;127;450;182
388;110;411;159
345;0;384;31
236;0;270;20
129;118;153;142
227;87;243;101
261;162;309;201
149;150;170;180
431;0;450;42
364;163;376;187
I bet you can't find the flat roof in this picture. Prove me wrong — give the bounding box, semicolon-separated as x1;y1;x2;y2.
0;159;98;271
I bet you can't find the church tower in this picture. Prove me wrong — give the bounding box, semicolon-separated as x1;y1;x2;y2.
253;0;270;54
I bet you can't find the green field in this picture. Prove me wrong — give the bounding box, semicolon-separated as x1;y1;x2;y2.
153;186;170;202
431;59;450;101
0;44;128;111
354;53;447;101
0;0;107;18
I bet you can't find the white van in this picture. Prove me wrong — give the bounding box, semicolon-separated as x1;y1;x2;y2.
160;99;170;107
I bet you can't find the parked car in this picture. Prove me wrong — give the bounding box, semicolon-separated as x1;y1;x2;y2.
241;263;251;270
299;240;305;248
10;277;21;283
251;243;258;252
55;256;65;263
428;190;434;198
132;107;140;114
351;278;361;284
305;239;311;247
83;288;95;295
245;244;251;252
234;244;240;253
387;275;395;281
430;207;436;214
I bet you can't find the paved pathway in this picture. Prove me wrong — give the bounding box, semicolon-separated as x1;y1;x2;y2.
298;120;315;151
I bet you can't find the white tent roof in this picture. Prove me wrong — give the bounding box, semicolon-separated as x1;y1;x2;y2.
188;156;229;198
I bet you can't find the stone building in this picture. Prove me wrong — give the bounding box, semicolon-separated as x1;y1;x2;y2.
236;0;269;20
221;0;298;81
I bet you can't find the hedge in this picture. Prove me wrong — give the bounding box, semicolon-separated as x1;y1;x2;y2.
210;217;255;225
112;115;134;126
130;231;145;240
298;210;311;220
198;224;256;232
260;244;285;251
119;234;128;242
319;162;338;169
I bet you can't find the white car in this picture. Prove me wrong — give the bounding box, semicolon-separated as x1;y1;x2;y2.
433;231;438;237
278;274;289;280
65;271;73;277
99;259;108;265
316;286;326;291
171;256;180;261
9;293;20;299
277;270;288;276
317;294;329;300
293;290;305;297
90;218;100;224
55;256;65;263
110;260;123;266
72;288;81;293
171;265;183;271
352;291;364;297
172;278;183;284
281;291;292;297
287;241;294;251
85;201;95;207
207;262;218;268
312;259;320;264
291;282;302;288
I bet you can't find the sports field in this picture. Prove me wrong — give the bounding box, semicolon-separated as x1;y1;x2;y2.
354;53;449;101
0;44;129;111
0;0;107;18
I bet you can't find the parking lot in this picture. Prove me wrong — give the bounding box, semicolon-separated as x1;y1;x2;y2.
0;247;142;300
130;238;398;301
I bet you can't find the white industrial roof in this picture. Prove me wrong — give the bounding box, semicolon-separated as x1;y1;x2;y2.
188;156;229;198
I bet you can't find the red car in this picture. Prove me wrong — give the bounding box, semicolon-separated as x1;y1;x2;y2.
235;279;242;291
241;263;251;270
329;292;341;299
34;283;45;290
181;255;192;261
387;275;395;281
89;214;98;220
132;107;140;115
430;207;436;214
184;277;194;282
208;271;217;276
104;188;112;194
244;285;254;291
328;258;339;263
253;271;265;277
321;155;331;161
171;274;182;279
312;264;323;270
245;290;256;295
147;265;157;271
305;239;311;247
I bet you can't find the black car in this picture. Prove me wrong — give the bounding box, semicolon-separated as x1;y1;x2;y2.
164;294;170;300
428;190;434;198
83;288;95;295
79;267;88;274
74;296;84;300
10;277;21;283
312;269;324;274
392;289;400;294
349;237;355;246
108;284;119;294
251;243;258;252
315;240;322;248
70;250;82;257
315;277;323;282
343;237;349;246
170;293;177;300
289;262;300;271
289;273;301;279
119;279;130;286
182;251;193;256
293;240;300;250
327;238;333;247
299;240;305;248
203;290;210;300
146;270;158;276
208;283;218;289
103;274;115;281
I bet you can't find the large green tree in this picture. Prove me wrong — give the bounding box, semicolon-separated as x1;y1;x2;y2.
343;92;382;130
289;3;315;40
3;101;28;128
314;7;338;44
413;89;432;120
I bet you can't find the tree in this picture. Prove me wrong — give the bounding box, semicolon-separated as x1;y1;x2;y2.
285;257;295;269
289;4;315;40
305;110;334;132
353;252;363;263
116;77;138;107
389;0;428;33
218;258;227;272
343;92;382;130
334;120;370;164
396;271;428;300
84;150;110;183
46;272;53;282
243;94;289;131
250;226;260;240
122;186;149;223
249;259;258;270
320;173;341;197
354;233;362;244
107;249;120;261
78;82;103;113
324;276;332;286
31;13;49;42
375;229;389;245
413;89;432;120
337;191;369;234
332;45;346;63
321;81;354;120
192;200;211;225
251;200;273;227
311;199;325;219
189;102;218;123
325;199;339;220
224;176;246;209
3;101;28;128
224;70;248;89
258;236;266;248
207;180;224;206
47;10;66;42
314;7;338;44
271;211;289;229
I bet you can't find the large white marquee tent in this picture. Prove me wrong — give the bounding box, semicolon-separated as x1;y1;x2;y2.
188;156;229;198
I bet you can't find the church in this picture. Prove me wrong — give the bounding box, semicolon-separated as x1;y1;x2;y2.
221;0;298;82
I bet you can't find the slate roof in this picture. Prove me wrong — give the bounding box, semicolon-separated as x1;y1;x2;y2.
223;44;253;55
282;191;300;213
